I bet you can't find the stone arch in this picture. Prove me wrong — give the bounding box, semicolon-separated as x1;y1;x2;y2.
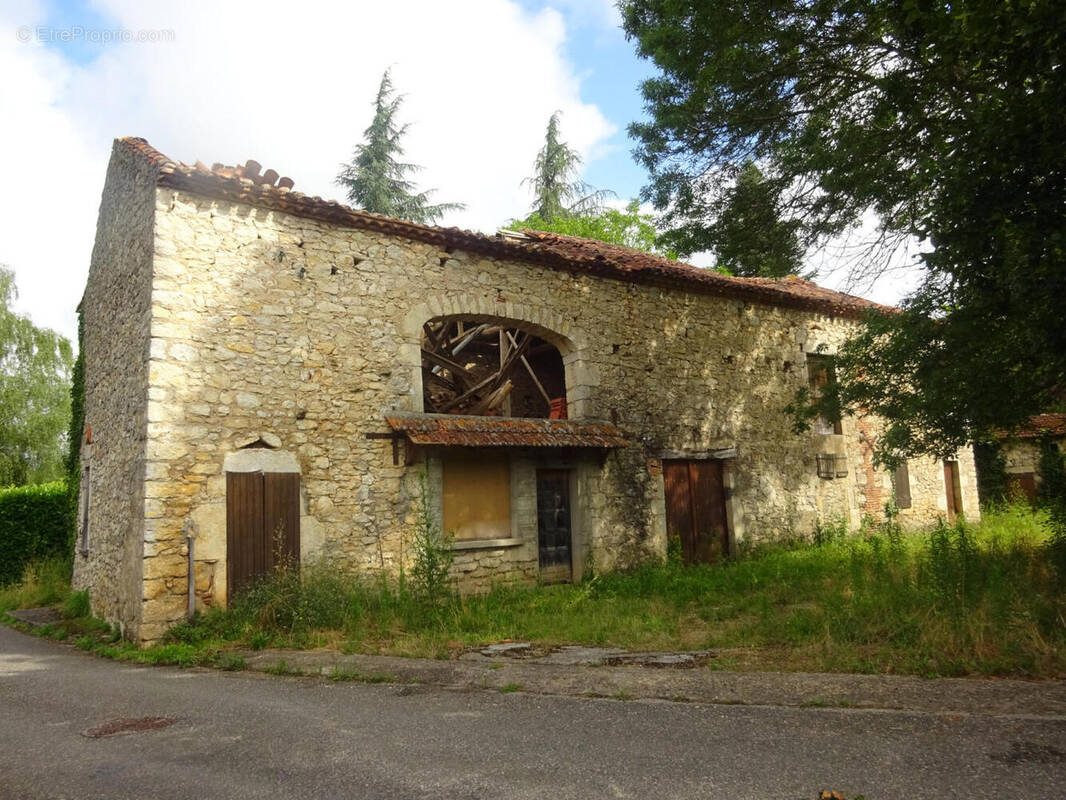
399;295;598;418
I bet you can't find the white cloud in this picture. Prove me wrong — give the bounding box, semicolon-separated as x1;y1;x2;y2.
0;0;615;342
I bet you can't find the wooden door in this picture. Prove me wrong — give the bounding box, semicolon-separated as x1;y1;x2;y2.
943;460;963;521
536;470;572;583
226;471;300;601
664;460;729;564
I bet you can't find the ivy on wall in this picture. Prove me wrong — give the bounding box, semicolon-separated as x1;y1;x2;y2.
973;441;1008;508
64;310;85;546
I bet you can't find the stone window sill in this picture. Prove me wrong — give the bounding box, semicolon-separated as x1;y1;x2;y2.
449;537;525;551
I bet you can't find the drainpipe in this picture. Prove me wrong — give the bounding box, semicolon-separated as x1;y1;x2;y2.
185;530;196;619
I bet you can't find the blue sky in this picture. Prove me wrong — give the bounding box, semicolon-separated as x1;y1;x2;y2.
37;0;657;204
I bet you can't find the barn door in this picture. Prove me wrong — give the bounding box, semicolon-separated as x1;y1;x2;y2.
943;460;963;521
537;469;572;583
663;459;729;564
226;471;300;601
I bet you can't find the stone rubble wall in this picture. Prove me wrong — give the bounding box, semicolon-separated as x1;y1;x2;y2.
92;180;979;640
70;142;157;639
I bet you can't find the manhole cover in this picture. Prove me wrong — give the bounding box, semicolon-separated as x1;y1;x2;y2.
83;716;176;738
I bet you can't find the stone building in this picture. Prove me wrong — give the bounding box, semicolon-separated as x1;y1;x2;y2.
72;138;980;642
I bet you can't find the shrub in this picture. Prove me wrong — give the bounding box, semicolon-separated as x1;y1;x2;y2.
0;482;69;585
62;589;90;619
1038;437;1066;509
408;471;455;606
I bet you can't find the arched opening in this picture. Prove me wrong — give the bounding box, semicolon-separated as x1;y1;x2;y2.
421;318;567;418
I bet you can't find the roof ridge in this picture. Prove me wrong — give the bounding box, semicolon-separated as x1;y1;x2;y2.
115;137;893;319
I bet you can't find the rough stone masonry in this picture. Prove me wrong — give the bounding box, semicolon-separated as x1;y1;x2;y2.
73;139;979;642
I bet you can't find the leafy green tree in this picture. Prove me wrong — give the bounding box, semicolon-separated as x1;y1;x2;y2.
0;267;73;486
700;162;805;277
623;0;1066;462
524;111;612;222
509;199;674;257
336;70;464;224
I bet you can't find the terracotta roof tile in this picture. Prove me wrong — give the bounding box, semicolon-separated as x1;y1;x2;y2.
384;415;629;449
1007;413;1066;439
117;136;893;319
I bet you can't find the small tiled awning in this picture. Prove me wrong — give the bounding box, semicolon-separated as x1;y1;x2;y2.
384;415;629;449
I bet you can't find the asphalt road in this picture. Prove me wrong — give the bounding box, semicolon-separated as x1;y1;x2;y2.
1;625;1064;800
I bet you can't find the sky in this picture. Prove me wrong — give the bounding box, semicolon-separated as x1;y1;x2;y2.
0;0;920;345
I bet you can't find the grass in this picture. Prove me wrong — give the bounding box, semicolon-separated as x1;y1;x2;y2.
0;556;72;613
162;504;1065;678
327;666;395;683
263;659;302;676
4;504;1065;679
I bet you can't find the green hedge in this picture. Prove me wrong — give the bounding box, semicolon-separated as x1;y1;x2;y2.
0;481;69;585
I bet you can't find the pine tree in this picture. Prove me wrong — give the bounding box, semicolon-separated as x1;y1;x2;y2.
336;70;463;224
524;112;612;222
703;162;805;278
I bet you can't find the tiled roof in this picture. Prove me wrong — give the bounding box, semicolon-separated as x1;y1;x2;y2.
117;136;893;319
1008;413;1066;439
519;230;892;316
385;415;630;449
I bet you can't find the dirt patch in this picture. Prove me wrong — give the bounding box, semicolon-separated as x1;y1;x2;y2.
6;607;62;629
83;716;176;738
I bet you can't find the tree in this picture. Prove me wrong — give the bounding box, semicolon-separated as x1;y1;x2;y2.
622;0;1066;463
700;162;805;278
509;200;674;257
523;111;612;222
336;70;464;224
0;267;73;486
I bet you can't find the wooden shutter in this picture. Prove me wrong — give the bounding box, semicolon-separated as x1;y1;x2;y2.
227;471;300;600
664;459;729;565
893;463;912;509
944;461;962;520
690;460;728;562
264;472;301;568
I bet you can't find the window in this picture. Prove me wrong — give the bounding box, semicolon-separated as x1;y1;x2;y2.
892;462;912;508
442;452;511;541
79;466;91;555
806;354;842;435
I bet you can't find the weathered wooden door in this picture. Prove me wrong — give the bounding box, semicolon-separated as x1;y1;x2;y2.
663;459;729;564
226;471;300;601
537;470;572;583
943;460;963;521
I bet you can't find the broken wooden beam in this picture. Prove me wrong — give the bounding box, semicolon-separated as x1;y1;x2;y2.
506;329;552;407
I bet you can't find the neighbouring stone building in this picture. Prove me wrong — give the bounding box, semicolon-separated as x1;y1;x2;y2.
998;413;1066;503
72;138;980;642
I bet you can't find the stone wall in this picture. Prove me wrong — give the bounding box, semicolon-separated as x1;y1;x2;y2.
90;181;979;640
71;142;157;638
